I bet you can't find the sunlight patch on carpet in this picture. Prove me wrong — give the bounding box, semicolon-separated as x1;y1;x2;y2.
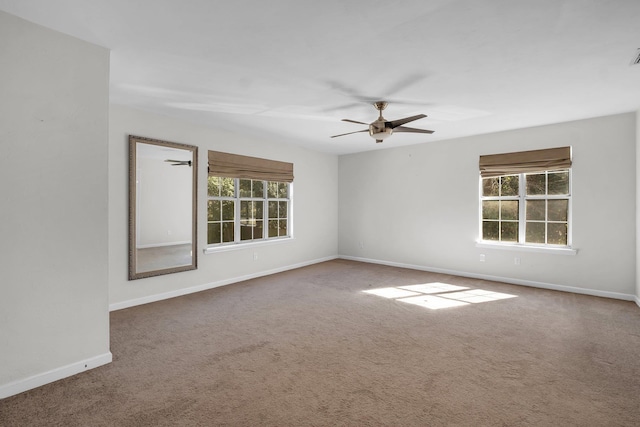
363;288;422;299
399;295;469;309
362;282;517;310
440;289;517;304
398;283;469;294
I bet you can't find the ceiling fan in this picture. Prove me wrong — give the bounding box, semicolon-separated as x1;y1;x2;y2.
165;159;192;166
331;101;434;143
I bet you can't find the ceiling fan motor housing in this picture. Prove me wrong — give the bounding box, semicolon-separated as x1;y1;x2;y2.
369;119;393;142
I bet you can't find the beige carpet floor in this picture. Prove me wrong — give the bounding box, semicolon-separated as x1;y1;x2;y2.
2;259;640;426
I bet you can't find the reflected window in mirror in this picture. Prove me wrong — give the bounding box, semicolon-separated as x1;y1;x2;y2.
129;136;197;279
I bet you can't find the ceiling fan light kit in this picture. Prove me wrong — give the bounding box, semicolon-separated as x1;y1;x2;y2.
331;101;434;144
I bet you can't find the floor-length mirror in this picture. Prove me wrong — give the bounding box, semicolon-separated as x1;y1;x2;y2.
129;135;197;279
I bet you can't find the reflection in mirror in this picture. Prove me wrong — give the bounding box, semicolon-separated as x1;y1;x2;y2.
129;135;197;280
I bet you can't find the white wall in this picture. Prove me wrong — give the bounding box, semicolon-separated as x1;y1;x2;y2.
109;105;338;308
636;109;640;306
0;11;111;397
339;113;636;299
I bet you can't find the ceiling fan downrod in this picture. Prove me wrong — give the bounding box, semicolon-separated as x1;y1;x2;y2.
370;101;391;142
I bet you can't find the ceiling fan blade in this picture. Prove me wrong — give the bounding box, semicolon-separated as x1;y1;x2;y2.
325;81;376;104
320;102;361;112
388;114;427;128
381;73;428;99
330;129;369;138
393;126;435;134
326;74;428;106
342;119;369;125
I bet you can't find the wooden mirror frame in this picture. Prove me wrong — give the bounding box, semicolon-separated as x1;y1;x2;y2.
128;135;198;280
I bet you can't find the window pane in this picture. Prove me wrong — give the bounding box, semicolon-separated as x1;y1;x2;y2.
208;200;221;221
220;178;235;197
482;221;499;240
548;223;567;245
268;201;278;218
222;222;234;242
208;176;220;197
252;180;263;198
240;224;252;240
239;179;251;198
482;201;499;220
482;178;499;197
254;220;263;239
279;201;288;218
208;223;221;244
222;201;235;221
548;171;569;195
501;222;518;242
501;175;519;196
278;183;288;198
240;200;250;220
526;200;545;221
268;219;278;237
526;222;545;244
501;200;519;220
255;201;263;219
526;174;546;195
267;182;278;198
279;219;287;236
548;199;568;221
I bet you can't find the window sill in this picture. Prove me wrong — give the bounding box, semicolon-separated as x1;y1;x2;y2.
475;241;577;255
204;237;294;254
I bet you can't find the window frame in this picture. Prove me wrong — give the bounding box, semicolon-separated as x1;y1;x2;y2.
207;177;293;249
478;168;573;251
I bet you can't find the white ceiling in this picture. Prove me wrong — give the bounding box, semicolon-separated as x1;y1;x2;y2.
2;0;640;154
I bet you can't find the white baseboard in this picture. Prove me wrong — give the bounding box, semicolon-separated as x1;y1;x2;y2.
340;255;637;302
112;254;637;310
0;352;112;400
110;255;339;311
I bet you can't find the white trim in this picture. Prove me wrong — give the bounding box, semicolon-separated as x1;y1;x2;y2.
204;236;293;254
635;295;640;308
475;241;577;255
0;352;112;399
110;255;337;311
339;255;635;302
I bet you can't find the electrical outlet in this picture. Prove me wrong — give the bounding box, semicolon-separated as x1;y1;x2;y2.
253;252;258;261
358;241;364;249
479;254;485;262
514;257;520;265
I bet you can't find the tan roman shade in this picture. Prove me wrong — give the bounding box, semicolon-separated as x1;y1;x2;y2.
208;150;294;183
479;146;571;178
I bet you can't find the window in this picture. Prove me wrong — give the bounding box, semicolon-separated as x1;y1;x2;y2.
266;181;289;238
479;147;572;248
481;170;570;246
207;150;293;247
207;177;235;244
207;177;290;245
